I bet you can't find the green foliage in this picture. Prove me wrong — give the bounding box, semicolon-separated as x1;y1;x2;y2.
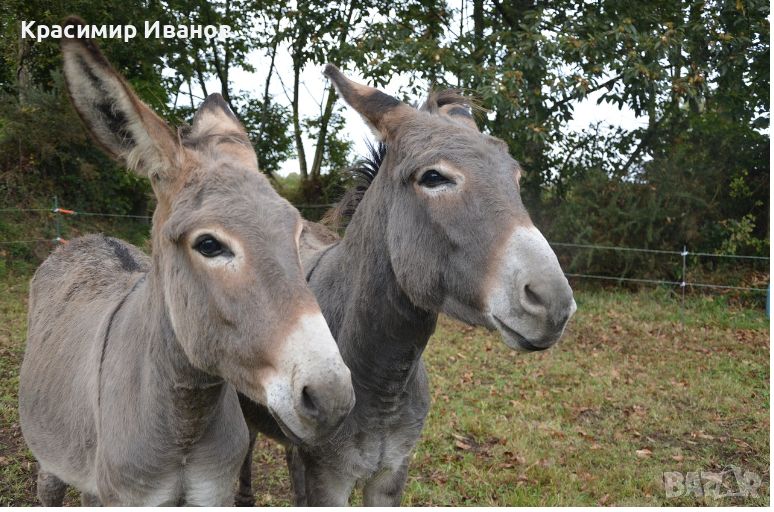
302;110;353;176
238;95;294;174
0;78;151;214
0;0;769;277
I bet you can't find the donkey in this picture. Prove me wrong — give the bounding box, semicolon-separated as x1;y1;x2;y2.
17;19;354;506
235;65;577;506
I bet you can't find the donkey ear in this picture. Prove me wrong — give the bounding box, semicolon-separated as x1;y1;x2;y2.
60;16;179;180
323;64;413;140
438;103;480;131
422;90;481;131
190;93;246;139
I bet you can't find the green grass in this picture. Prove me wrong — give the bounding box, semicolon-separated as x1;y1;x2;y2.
0;270;769;505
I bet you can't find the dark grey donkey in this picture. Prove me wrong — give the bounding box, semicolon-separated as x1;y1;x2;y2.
18;19;354;506
236;65;577;506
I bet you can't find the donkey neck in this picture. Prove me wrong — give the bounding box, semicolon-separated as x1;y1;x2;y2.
313;203;437;410
109;263;226;450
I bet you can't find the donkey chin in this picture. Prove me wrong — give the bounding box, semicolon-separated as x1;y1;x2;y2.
488;309;576;353
485;226;578;353
253;312;355;444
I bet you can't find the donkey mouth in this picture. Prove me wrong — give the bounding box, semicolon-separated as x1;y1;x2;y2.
491;315;550;352
270;410;305;445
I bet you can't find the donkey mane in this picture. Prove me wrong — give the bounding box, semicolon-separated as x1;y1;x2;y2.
324;140;385;229
324;88;477;229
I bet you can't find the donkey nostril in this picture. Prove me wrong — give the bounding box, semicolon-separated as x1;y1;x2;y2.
523;284;545;307
301;386;320;419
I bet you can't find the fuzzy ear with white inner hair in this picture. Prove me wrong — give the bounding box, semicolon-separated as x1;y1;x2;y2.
60;16;179;181
323;64;413;141
189;93;248;140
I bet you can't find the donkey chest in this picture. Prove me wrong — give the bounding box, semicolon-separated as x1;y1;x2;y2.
99;435;245;505
338;415;424;481
104;457;238;506
96;386;248;505
335;370;430;480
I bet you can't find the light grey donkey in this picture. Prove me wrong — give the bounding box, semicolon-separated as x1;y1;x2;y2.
236;65;577;506
18;18;354;506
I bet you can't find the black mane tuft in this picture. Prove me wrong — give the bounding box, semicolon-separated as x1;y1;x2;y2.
324;140;386;229
352;140;386;188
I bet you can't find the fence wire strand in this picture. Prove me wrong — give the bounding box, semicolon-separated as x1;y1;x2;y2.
686;282;768;292
564;273;681;287
689;251;770;261
551;241;769;260
1;204;770;294
551;242;684;256
0;208;51;213
73;211;152;219
0;239;51;245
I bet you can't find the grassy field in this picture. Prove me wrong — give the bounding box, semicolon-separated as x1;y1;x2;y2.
0;270;769;506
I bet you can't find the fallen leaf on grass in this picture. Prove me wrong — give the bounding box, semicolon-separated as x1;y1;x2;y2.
502;451;526;465
452;433;476;451
671;454;684;462
635;448;653;458
429;472;448;485
734;438;752;449
455;440;472;450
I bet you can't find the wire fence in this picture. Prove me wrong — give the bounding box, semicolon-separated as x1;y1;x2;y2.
1;199;770;298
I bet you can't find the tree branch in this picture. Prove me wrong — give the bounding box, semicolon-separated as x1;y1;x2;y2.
549;73;623;112
309;0;357;179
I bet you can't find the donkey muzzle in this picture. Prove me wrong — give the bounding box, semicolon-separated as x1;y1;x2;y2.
265;313;354;443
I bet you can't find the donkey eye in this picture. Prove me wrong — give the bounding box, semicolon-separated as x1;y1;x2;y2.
418;169;453;188
194;235;226;258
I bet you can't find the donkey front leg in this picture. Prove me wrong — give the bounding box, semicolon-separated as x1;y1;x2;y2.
303;458;356;506
36;468;67;506
234;430;257;506
81;492;102;506
362;460;410;507
286;444;308;506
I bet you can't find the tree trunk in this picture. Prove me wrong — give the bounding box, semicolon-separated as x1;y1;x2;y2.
255;16;282;172
16;32;30;104
308;0;356;180
291;52;308;179
471;0;485;89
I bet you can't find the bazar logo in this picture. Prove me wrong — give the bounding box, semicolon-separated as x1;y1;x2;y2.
663;466;763;500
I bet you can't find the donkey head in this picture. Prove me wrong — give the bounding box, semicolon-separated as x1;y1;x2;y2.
325;65;576;351
59;18;355;442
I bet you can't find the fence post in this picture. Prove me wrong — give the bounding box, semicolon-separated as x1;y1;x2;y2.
680;245;688;332
53;196;61;244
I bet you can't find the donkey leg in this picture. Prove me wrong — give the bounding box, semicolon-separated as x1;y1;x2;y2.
36;468;67;506
234;429;257;506
81;492;102;506
285;445;308;506
303;460;355;506
362;460;410;507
